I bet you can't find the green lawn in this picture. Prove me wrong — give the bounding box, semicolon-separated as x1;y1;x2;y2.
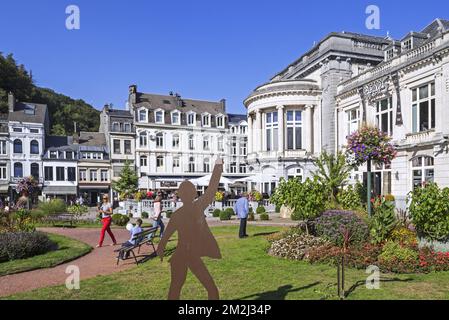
4;226;449;300
0;233;92;276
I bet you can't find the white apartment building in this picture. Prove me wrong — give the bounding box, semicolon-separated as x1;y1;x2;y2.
336;19;449;209
0;112;9;200
7;93;49;200
127;85;249;192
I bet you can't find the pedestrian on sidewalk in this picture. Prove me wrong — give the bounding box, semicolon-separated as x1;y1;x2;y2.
234;193;249;238
97;194;117;248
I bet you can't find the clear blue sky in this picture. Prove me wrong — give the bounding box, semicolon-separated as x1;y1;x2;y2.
1;0;448;114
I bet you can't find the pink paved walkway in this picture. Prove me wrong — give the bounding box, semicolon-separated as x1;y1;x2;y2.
0;227;153;298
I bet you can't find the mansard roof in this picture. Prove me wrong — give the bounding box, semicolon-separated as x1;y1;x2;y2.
228;114;247;125
135;92;225;116
79;132;107;147
8;102;48;124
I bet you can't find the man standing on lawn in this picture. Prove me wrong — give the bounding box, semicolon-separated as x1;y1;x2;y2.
234;193;249;238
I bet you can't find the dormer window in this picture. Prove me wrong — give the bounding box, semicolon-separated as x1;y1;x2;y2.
155;110;164;124
139;109;147;122
402;39;412;51
216;115;225;128
187;112;196;126
386;49;394;60
50;151;58;159
202;113;211;127
171;111;181;125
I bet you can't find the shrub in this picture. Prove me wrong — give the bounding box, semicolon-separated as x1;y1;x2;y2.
419;248;449;272
256;206;266;214
212;209;221;218
215;192;224;202
378;241;419;273
389;226;418;247
408;183;449;241
313;210;369;246
337;184;363;211
141;211;149;219
111;214;130;226
0;232;57;262
67;204;88;220
248;211;255;221
266;226;303;243
249;191;263;202
224;208;235;216
165;210;173;219
384;194;395;202
260;213;269;221
219;210;232;221
37;199;67;216
275;205;281;213
269;234;330;260
370;196;398;244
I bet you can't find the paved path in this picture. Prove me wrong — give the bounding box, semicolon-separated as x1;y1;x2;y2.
0;227;148;298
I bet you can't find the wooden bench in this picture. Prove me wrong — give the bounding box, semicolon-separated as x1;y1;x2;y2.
45;213;76;227
115;226;159;265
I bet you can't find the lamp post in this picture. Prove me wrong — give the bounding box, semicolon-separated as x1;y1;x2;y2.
367;157;372;217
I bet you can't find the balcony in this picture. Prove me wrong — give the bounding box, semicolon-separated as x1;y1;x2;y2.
109;125;135;134
405;130;436;145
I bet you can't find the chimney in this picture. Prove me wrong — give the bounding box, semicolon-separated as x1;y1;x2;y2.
129;85;137;105
8;92;15;113
73;132;80;144
220;99;226;113
103;104;110;112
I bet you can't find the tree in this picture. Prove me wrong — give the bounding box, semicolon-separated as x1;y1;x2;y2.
313;151;352;206
346;125;397;216
112;160;139;200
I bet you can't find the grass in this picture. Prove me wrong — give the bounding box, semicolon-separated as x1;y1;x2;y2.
0;233;92;276
4;226;449;300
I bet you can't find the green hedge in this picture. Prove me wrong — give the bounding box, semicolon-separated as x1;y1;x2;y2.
111;214;130;226
219;210;233;221
256;206;266;214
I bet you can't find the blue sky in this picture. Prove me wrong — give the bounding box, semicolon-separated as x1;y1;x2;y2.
1;0;448;114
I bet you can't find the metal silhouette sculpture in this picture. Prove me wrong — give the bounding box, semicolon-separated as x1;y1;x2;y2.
156;158;223;300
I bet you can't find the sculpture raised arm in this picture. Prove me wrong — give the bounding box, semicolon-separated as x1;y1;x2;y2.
196;158;223;209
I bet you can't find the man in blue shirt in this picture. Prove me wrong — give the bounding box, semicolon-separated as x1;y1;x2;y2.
234;193;249;238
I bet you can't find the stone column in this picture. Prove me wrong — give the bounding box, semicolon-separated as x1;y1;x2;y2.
277;105;285;153
248;114;253;154
305;105;314;153
255;110;262;153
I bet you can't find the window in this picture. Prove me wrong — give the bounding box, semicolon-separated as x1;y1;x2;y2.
14;163;23;178
188;157;195;173
203;136;210;151
50;151;58;159
155;110;164;124
68;167;76;182
31;163;39;180
0;164;6;180
66;151;74;160
173;157;180;169
124;123;131;132
90;170;98;182
172;134;180;149
139;110;147;122
403;39;412;51
231;137;237;155
412;156;434;189
386;49;394;60
13;139;22;154
100;170;108;182
30;128;39;134
288;168;303;181
79;169;87;182
187;113;196;126
30;140;39;154
156;156;164;169
0;141;6;155
240;139;247;156
113;139;121;154
112;122;120;132
171;111;180;125
202;114;211;127
286;110;302;150
239;164;247;174
218;137;224;152
139;132;147;147
188;134;195;150
347;108;360;135
45;167;53;181
13;128;22;133
376;98;394;136
412;83;436;133
266;111;279;151
230;163;237;173
56;167;65;181
156;133;164;148
140;156;148;167
216;116;224;128
124;140;132;154
203;158;210;173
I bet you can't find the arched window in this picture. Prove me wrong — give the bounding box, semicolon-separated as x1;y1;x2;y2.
139;132;147;147
31;163;39;180
14;163;23;178
14;139;22;154
112;122;120;132
30;140;39;154
203;158;210;173
188;157;195;173
156;132;164;148
412;156;434;189
156;155;164;169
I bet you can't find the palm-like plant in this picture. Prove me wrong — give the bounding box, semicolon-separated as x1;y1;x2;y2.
313;151;352;205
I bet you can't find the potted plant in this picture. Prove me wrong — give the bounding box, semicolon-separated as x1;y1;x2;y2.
248;190;262;212
214;191;224;210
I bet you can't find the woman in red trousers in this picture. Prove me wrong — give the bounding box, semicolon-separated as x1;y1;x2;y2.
97;194;117;248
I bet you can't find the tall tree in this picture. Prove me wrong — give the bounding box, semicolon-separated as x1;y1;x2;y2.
112;160;139;200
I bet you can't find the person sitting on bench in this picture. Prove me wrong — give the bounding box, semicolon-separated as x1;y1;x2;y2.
119;218;143;260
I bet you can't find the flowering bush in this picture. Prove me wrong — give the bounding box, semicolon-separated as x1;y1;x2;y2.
313;210;370;246
419;249;449;272
389;226;418;247
15;176;39;195
248;191;262;202
346;125;397;166
268;234;330;260
214;192;224;202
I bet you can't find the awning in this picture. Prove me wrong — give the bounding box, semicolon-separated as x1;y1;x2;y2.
0;184;9;193
42;186;77;195
78;185;109;190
